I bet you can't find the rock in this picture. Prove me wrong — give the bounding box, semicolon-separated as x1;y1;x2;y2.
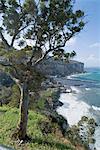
39;121;52;135
51;113;69;136
43;110;69;136
66;88;72;93
88;118;95;125
60;86;72;93
81;116;88;122
60;87;66;93
37;57;84;77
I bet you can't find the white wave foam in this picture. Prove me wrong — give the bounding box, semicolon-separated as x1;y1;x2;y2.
85;88;91;91
67;76;72;79
67;74;79;79
92;106;100;111
57;92;100;150
70;86;80;93
57;93;90;125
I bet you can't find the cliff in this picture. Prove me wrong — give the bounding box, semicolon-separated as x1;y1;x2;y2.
37;57;84;77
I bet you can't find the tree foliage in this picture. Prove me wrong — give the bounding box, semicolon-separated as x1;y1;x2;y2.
0;0;85;140
0;0;85;88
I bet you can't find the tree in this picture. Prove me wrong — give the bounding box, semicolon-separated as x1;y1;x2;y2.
0;0;85;141
53;49;64;60
53;50;76;62
70;50;76;59
64;52;71;62
64;50;76;62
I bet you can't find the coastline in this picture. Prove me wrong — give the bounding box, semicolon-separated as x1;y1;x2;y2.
0;67;100;150
54;70;100;150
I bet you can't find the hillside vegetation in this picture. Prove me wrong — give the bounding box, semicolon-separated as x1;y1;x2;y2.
0;106;75;150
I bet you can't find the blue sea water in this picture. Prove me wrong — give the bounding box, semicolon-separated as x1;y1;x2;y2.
73;68;100;107
75;68;100;82
71;68;100;150
57;68;100;150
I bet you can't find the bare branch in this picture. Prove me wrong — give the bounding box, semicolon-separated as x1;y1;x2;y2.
34;49;52;65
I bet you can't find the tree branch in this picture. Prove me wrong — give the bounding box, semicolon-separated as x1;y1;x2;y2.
0;30;11;50
10;24;33;47
34;31;75;65
34;49;52;65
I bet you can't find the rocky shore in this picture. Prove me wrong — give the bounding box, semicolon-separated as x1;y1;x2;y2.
0;62;97;149
41;75;98;150
41;74;98;95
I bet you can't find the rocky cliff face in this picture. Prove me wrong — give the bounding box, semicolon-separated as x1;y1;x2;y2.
37;57;84;76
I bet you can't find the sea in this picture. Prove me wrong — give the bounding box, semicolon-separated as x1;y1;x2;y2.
57;67;100;150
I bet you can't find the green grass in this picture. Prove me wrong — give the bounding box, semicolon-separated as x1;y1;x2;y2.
0;106;74;150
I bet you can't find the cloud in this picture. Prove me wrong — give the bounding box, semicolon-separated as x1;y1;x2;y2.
85;54;100;67
65;37;76;46
87;54;96;60
89;42;100;48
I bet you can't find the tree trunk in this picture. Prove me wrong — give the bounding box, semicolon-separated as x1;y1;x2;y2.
17;82;29;140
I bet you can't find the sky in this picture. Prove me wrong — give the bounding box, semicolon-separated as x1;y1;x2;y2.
65;0;100;68
0;0;100;68
14;0;100;68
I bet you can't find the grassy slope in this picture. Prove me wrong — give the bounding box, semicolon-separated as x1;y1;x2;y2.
0;106;75;150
